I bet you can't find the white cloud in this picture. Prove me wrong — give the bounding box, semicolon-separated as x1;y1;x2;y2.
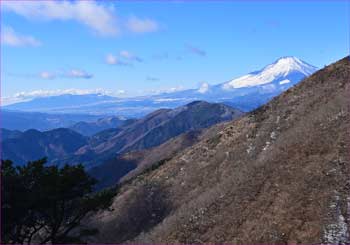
166;86;185;93
38;69;93;79
1;88;132;105
146;76;159;81
198;82;210;94
2;1;119;36
39;71;56;80
14;88;111;98
126;16;159;33
1;26;41;47
146;85;185;95
3;1;161;37
105;54;118;64
119;50;143;62
66;69;93;79
154;98;182;102
2;88;128;105
105;54;130;66
1;96;30;106
116;89;126;95
119;50;133;59
105;51;143;66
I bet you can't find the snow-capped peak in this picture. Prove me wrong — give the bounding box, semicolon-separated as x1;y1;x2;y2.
223;56;317;89
269;56;316;76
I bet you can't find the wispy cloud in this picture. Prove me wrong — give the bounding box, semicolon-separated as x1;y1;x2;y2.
105;54;131;66
119;50;143;62
14;88;110;98
146;76;160;81
1;26;41;47
39;69;93;80
126;16;159;34
152;52;169;60
105;51;143;66
2;1;119;36
186;44;207;57
66;69;93;79
2;1;160;37
145;85;185;95
116;89;126;95
39;71;56;80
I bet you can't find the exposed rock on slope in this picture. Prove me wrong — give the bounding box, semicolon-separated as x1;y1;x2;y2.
86;56;350;244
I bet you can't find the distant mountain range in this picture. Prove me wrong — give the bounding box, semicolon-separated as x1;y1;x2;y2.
0;110;103;131
0;128;22;141
3;57;317;117
69;117;137;136
1;128;88;165
1;101;243;168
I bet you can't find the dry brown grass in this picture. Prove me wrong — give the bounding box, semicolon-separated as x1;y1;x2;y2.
86;56;350;244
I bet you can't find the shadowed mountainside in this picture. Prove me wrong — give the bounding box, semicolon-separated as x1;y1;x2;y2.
0;110;102;131
89;122;228;190
1;128;88;165
2;102;243;174
69;117;137;136
85;56;350;244
62;101;243;168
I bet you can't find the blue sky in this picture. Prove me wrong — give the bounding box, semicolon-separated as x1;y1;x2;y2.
1;0;349;104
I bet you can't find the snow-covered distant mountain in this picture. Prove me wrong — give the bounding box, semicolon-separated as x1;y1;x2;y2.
222;56;317;89
3;56;318;116
146;56;318;111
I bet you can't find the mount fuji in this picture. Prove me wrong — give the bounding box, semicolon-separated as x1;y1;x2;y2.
222;56;316;89
148;56;318;111
4;56;318;116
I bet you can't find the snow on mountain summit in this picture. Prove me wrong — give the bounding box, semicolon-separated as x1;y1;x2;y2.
223;56;317;89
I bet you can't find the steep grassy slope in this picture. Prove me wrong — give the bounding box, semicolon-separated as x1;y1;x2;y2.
85;56;350;244
89;122;229;190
